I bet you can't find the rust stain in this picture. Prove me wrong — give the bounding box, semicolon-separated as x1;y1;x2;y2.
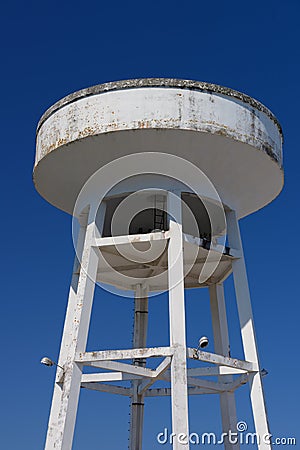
35;102;281;169
36;78;283;139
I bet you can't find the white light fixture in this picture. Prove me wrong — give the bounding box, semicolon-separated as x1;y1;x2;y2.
261;368;268;378
197;336;209;350
41;357;63;369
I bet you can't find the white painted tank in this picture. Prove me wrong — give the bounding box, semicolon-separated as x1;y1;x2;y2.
34;78;283;217
34;79;283;291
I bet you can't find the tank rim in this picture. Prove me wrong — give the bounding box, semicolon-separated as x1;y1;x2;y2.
37;78;283;137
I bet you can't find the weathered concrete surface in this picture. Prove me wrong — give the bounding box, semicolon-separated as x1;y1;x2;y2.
37;78;282;135
34;79;283;217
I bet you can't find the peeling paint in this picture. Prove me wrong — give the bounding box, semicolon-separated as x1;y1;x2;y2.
34;80;284;219
37;78;283;137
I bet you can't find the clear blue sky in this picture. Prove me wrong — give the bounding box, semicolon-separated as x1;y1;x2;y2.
1;0;299;448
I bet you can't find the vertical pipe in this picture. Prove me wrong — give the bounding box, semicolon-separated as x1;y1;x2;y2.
129;284;149;450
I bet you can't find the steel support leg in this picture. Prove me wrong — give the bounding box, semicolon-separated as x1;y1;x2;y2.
44;204;102;450
167;191;190;450
226;210;272;450
210;283;240;450
129;284;149;450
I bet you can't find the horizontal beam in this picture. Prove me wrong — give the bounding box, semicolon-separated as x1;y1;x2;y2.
81;372;142;382
86;360;159;378
81;372;248;398
92;231;239;260
78;348;254;370
145;387;218;397
187;377;227;392
187;366;247;377
93;231;169;248
81;383;132;396
187;348;258;372
76;347;174;363
81;365;245;385
81;371;248;385
187;374;249;393
81;377;247;397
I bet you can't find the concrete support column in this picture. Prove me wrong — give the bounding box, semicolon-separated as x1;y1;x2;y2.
210;283;240;450
167;191;190;450
226;209;272;450
44;203;104;450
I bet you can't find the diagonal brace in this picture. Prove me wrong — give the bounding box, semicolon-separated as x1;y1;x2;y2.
138;357;171;395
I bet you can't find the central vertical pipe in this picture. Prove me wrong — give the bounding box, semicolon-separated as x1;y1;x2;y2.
129;284;149;450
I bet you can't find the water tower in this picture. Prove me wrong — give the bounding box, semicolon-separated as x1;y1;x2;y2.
34;79;283;450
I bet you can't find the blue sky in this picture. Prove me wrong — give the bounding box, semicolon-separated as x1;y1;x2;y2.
1;0;299;448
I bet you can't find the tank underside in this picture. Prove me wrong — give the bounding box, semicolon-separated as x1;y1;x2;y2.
95;231;234;291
